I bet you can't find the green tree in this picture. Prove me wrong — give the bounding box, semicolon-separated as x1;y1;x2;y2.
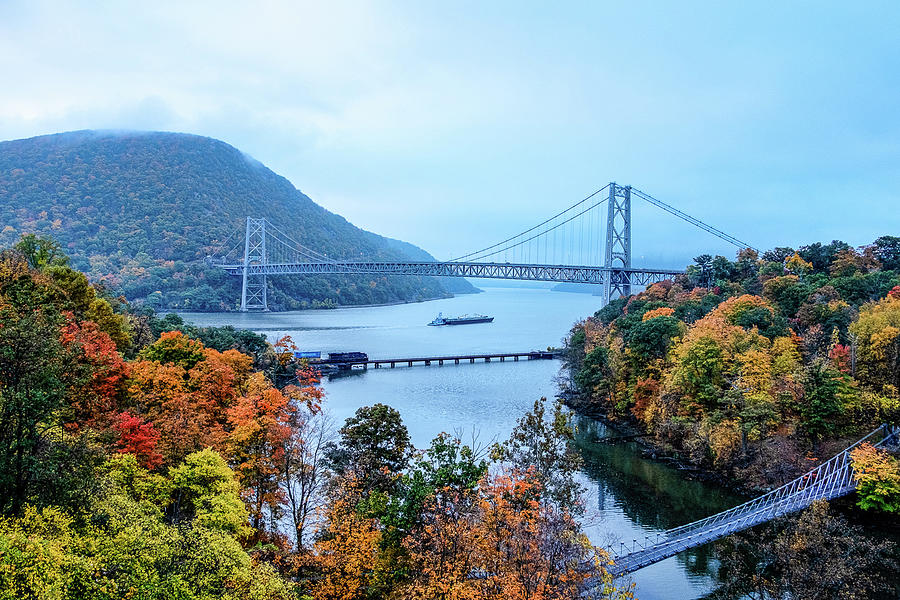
496;397;585;512
800;361;853;445
325;403;413;495
169;448;250;536
627;315;683;363
14;233;68;270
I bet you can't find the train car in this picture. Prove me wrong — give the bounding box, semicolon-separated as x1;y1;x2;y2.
293;351;322;360
326;351;369;363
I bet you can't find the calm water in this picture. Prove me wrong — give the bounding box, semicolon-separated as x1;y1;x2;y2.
181;286;740;599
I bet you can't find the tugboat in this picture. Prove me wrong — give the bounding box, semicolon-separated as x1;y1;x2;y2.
428;312;494;326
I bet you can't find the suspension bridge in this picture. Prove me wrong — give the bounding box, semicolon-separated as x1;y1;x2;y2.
602;424;900;578
210;182;757;311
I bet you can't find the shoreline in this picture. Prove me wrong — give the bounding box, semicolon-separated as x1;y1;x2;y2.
561;392;752;496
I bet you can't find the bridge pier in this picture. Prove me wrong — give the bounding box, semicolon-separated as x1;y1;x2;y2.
455;358;459;364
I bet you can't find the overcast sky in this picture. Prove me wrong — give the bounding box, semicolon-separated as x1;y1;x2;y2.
2;1;898;267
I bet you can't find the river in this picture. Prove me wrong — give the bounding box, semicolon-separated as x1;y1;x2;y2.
180;286;741;599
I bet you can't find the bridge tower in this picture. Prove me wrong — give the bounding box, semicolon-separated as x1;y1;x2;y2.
240;217;268;311
603;183;632;305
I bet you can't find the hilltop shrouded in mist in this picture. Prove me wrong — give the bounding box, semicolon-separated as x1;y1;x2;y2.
0;130;475;310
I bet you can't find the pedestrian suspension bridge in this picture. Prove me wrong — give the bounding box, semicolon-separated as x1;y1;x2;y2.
210;182;757;310
604;424;900;578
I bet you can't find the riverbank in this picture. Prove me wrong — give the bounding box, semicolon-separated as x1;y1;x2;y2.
561;392;754;496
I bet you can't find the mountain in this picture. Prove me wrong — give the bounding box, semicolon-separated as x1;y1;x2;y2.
380;236;481;295
0;130;476;310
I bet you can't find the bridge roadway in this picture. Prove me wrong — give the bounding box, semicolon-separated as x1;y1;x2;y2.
221;260;683;286
321;350;559;369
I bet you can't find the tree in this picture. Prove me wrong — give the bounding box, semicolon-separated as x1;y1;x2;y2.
497;398;585;512
0;292;74;514
169;448;250;537
627;315;683;363
576;346;612;397
140;330;206;370
60;316;130;429
873;235;900;271
375;432;489;548
325;403;412;495
227;376;296;533
113;412;163;470
800;361;853;445
850;443;900;513
712;501;897;600
13;233;68;270
850;291;900;394
401;470;627;600
310;477;381;600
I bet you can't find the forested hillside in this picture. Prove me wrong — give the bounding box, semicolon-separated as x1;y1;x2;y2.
564;239;900;507
0;130;475;310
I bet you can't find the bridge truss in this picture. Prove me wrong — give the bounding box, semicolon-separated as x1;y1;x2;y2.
211;182;756;311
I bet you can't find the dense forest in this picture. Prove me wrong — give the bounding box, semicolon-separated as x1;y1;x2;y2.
0;235;628;599
563;238;900;510
0;130;475;310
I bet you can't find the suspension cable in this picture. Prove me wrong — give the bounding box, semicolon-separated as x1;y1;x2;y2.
630;187;758;251
447;184;610;262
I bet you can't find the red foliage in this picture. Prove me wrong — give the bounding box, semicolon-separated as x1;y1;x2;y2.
114;411;163;469
829;343;852;374
888;285;900;300
59;313;130;428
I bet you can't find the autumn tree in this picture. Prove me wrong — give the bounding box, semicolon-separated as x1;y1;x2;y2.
310;477;381;600
325;403;413;495
497;398;585;512
850;291;900;395
850;442;900;513
227;374;296;533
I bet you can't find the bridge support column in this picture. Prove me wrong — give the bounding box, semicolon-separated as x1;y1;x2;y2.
240;217;269;311
603;183;632;306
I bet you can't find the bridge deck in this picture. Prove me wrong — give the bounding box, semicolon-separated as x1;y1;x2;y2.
220;260;683;286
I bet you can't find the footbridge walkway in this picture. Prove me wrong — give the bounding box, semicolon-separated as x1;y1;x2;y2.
605;424;900;578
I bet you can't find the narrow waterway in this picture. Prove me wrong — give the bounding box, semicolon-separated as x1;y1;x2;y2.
180;286;741;599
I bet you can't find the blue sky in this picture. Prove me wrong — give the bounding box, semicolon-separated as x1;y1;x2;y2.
2;1;898;267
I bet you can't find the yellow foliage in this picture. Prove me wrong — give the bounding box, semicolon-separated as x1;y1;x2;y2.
784;252;813;275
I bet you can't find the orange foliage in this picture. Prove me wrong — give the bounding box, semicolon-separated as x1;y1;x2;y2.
642;307;675;321
631;377;659;422
227;374;297;529
402;470;606;600
310;480;381;600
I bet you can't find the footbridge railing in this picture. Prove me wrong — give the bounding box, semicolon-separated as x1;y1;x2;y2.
606;424;900;577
